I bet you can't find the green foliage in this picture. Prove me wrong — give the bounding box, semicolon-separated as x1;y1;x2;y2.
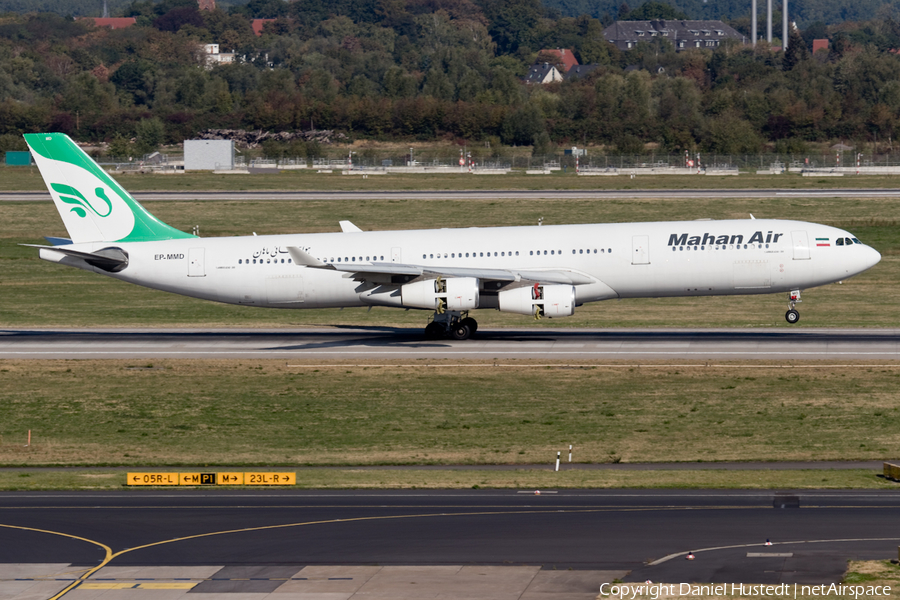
0;4;898;151
620;1;687;20
532;130;553;156
107;132;132;158
134;117;165;154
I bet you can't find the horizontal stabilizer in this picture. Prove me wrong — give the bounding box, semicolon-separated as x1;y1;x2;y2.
23;244;128;272
339;220;363;233
44;236;72;246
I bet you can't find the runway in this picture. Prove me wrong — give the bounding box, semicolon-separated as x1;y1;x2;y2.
5;188;900;201
2;327;900;360
0;490;898;595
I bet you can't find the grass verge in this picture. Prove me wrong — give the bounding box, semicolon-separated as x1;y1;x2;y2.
0;468;896;491
2;360;899;468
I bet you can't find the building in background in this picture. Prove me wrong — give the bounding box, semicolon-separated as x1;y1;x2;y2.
524;63;564;84
603;20;745;51
252;19;276;36
203;44;235;66
537;48;579;73
184;139;234;171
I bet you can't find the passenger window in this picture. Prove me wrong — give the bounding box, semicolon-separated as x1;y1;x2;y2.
544;250;547;255
579;249;583;254
239;259;242;264
501;252;505;257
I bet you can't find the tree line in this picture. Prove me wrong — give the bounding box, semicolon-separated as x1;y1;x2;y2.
1;0;900;157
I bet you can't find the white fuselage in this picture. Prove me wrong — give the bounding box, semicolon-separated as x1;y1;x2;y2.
41;219;881;311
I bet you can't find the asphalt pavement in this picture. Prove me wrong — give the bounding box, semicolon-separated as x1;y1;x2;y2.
1;490;898;584
3;327;900;360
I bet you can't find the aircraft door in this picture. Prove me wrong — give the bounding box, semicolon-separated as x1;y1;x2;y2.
391;247;402;263
632;235;650;265
791;231;811;260
188;247;205;277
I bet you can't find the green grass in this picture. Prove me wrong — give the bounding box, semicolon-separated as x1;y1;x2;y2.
4;164;900;192
2;361;900;467
0;467;894;491
1;195;897;328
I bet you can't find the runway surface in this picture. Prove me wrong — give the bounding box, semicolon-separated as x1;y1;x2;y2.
2;327;900;360
1;490;898;588
5;188;900;201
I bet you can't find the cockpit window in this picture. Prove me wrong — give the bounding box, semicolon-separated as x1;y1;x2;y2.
852;238;861;244
836;238;844;246
844;237;853;245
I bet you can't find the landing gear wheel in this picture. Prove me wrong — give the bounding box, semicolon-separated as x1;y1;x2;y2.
450;322;472;340
424;322;445;339
785;309;800;324
460;317;478;336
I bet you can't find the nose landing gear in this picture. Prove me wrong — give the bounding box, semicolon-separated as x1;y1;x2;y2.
785;289;801;324
424;311;478;340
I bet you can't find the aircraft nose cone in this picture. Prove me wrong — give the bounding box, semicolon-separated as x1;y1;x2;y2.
863;245;881;271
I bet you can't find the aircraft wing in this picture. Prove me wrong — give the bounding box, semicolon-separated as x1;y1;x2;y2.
286;246;595;285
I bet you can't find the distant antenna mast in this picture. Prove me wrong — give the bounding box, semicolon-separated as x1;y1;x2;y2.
782;0;788;50
766;0;772;43
102;0;109;18
751;0;757;46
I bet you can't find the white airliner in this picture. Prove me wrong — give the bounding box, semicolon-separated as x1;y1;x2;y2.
24;133;881;339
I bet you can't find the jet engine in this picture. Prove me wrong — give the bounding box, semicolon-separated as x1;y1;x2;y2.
401;277;479;311
498;284;575;318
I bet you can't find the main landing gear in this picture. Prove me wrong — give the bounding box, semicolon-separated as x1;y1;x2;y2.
424;311;478;340
785;289;801;324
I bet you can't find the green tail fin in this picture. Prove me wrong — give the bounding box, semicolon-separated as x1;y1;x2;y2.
24;133;194;244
